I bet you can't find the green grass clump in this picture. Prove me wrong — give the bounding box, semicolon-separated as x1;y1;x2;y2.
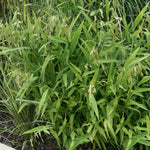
0;1;150;150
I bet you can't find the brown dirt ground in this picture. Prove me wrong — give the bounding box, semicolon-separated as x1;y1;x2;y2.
0;112;59;150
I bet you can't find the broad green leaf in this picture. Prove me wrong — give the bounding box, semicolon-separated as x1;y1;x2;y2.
63;73;67;87
82;12;96;32
55;99;61;110
70;114;75;130
17;75;38;97
97;59;118;64
62;132;68;147
146;115;150;134
77;6;90;12
70;131;76;141
49;36;67;44
116;117;124;134
125;132;148;150
122;127;129;136
90;10;98;16
127;106;141;115
22;141;27;150
87;125;93;133
70;12;81;29
95;122;107;140
58;125;64;136
124;48;139;68
104;120;110;139
90;68;99;86
69;63;82;74
38;42;50;53
18;102;30;113
41;55;55;81
82;25;95;49
123;15;130;43
145;39;150;48
41;103;47;118
88;0;93;6
69;133;91;150
133;91;144;97
106;0;111;21
129;101;148;111
106;120;117;143
68;98;77;108
82;39;93;53
126;54;150;69
49;129;60;147
132;3;149;31
68;87;76;97
138;76;150;87
0;47;29;55
23;126;50;134
145;31;150;41
139;139;150;146
27;16;32;35
105;40;124;52
135;35;144;49
134;126;147;131
37;89;49;115
107;50;120;84
79;44;91;64
131;28;142;38
89;93;99;120
70;22;83;54
83;25;93;41
68;63;82;82
58;117;67;136
134;88;150;93
83;70;95;77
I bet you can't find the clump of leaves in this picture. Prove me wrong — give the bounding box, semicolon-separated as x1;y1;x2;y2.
0;1;150;150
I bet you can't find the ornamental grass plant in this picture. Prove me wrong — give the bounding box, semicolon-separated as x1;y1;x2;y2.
0;0;150;150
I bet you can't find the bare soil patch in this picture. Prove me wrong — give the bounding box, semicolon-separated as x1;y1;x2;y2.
0;112;58;150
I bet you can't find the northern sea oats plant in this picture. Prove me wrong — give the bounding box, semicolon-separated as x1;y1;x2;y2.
0;1;150;150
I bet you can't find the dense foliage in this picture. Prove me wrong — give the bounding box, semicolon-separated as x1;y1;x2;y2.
0;0;150;150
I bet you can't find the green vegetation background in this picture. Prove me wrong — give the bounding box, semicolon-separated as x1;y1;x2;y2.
0;0;150;150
